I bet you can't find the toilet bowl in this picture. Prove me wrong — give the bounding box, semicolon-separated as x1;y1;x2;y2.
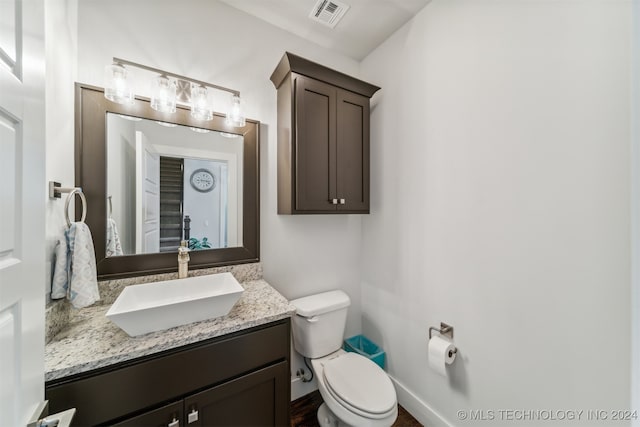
312;350;398;426
290;291;398;427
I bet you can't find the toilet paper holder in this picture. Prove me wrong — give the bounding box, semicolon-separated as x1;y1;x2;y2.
429;322;457;355
429;322;453;340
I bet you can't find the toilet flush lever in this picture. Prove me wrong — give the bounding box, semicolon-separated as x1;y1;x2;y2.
306;316;320;323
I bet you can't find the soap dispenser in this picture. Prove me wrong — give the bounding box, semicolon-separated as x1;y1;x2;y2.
178;240;190;279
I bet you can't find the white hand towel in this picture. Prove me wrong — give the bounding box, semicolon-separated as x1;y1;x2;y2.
67;222;100;308
106;217;123;257
51;223;100;309
51;232;70;299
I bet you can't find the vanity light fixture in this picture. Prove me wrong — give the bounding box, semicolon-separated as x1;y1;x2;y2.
104;57;246;127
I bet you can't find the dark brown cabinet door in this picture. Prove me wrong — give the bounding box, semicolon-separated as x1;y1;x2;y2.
293;76;370;213
336;89;370;213
183;361;289;427
294;75;337;212
112;401;183;427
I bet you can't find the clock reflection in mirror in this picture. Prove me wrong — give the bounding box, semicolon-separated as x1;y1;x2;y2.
106;113;243;257
190;168;217;193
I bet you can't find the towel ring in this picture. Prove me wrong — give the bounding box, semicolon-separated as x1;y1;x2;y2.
64;189;87;228
108;195;113;218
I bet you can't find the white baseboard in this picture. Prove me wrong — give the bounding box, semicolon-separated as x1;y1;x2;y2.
291;376;318;401
389;374;453;427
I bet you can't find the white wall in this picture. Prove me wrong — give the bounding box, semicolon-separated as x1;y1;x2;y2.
632;0;640;423
360;1;631;425
183;158;224;248
45;0;77;299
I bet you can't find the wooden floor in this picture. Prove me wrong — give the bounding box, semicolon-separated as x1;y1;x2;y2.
291;390;422;427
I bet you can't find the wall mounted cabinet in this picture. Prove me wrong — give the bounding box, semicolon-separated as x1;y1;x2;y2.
271;52;380;214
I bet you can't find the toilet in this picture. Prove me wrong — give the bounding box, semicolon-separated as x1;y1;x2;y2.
290;290;398;427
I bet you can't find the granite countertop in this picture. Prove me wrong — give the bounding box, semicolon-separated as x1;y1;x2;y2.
45;279;295;382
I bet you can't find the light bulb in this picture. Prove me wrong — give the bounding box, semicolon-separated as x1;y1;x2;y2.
150;75;176;113
104;63;134;104
190;84;213;121
225;94;246;127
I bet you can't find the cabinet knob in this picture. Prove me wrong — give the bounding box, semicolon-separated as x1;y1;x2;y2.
330;199;338;205
188;409;199;424
168;417;179;427
339;199;346;205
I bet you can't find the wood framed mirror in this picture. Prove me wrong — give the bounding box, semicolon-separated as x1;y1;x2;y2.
75;83;259;279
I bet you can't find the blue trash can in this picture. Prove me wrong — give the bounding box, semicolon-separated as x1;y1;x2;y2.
343;335;386;369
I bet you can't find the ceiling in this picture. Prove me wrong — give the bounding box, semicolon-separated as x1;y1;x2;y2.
219;0;431;61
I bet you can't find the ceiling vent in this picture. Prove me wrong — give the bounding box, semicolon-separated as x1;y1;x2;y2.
309;0;350;29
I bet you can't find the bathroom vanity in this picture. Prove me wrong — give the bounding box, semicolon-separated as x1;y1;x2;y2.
45;277;295;426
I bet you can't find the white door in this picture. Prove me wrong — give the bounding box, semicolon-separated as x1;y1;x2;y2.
135;131;160;254
0;0;46;425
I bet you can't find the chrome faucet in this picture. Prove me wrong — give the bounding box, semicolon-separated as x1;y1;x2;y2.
178;240;190;279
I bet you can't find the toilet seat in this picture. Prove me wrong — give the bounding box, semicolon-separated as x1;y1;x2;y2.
322;352;396;419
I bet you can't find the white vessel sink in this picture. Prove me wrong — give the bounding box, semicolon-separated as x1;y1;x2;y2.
106;272;244;337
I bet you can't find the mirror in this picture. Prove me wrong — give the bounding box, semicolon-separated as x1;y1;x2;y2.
106;114;243;256
76;83;259;279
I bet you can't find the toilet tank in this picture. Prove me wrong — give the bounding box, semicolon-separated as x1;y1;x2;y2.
290;290;350;359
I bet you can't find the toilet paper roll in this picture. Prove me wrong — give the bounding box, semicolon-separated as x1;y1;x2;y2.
428;335;456;376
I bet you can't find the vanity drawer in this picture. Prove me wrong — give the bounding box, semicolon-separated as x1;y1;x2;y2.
46;320;290;426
